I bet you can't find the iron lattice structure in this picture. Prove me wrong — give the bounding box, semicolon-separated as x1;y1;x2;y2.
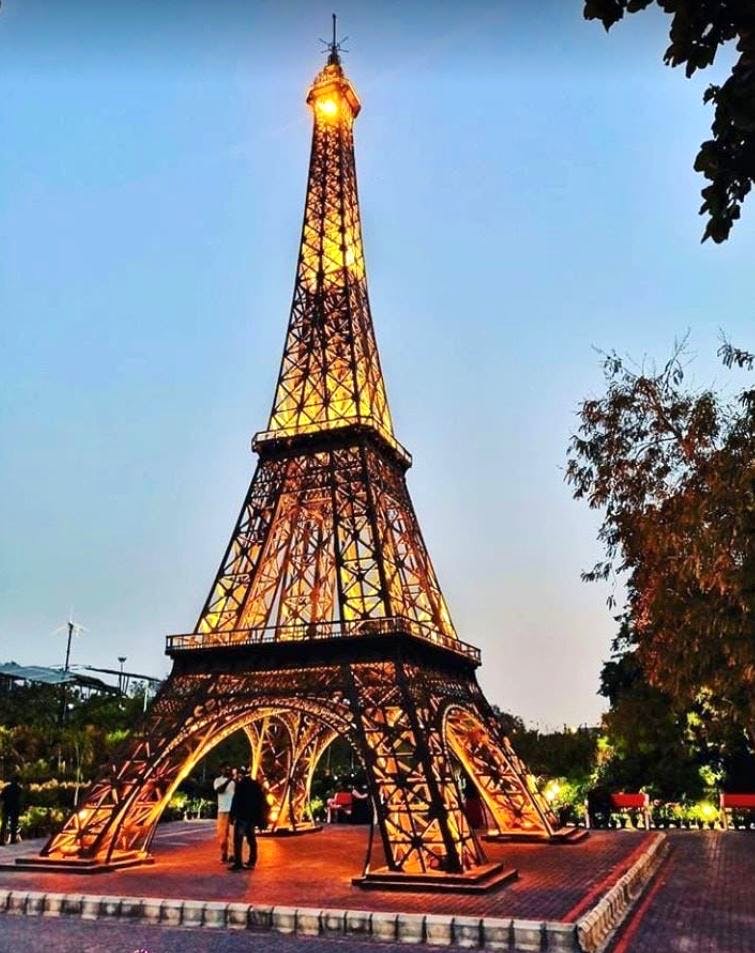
38;47;577;887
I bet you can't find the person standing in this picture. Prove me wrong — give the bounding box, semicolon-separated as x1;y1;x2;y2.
213;764;235;864
350;776;371;824
462;778;485;830
229;767;267;871
0;777;22;846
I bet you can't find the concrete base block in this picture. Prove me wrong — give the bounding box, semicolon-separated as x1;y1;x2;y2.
296;908;322;936
346;909;372;935
320;908;346;936
118;897;143;920
181;900;206;927
99;896;123;920
272;905;297;934
80;895;101;920
512;919;544;951
159;899;183;926
226;902;251;929
483;917;513;951
545;921;579;951
43;894;65;917
61;895;83;917
424;914;453;946
454;915;483;948
7;891;28;915
24;892;46;917
248;904;273;931
371;910;398;941
204;901;229;928
141;898;164;924
397;912;425;944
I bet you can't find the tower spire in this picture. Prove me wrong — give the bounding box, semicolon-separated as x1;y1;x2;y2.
257;33;403;460
329;13;339;64
325;13;346;66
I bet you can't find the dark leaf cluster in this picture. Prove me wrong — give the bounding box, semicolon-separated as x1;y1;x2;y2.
584;1;755;241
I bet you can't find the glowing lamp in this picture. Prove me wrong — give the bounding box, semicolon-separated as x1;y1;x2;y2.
316;97;339;118
543;779;561;803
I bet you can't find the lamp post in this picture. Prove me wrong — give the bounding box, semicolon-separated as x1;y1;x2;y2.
118;656;127;695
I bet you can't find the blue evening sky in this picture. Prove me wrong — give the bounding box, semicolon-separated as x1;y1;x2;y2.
1;0;753;726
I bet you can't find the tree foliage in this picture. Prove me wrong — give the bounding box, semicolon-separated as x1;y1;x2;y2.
491;707;599;782
583;1;755;242
600;625;708;798
600;618;754;795
567;340;755;743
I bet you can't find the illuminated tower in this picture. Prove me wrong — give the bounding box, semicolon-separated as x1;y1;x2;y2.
31;33;582;888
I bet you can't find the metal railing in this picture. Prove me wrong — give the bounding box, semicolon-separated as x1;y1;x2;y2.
166;615;480;664
252;417;412;467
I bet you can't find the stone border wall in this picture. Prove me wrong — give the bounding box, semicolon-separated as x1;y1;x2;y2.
576;832;669;953
0;834;668;952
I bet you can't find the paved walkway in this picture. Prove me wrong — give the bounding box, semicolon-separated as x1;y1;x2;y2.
607;832;754;953
2;830;753;950
0;822;647;921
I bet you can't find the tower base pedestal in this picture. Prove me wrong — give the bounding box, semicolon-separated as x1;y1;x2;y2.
258;823;323;837
353;861;517;894
484;826;589;845
5;851;154;875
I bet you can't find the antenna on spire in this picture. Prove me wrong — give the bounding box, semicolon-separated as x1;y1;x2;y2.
319;13;349;65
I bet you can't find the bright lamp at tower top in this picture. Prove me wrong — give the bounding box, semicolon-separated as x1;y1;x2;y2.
307;60;361;121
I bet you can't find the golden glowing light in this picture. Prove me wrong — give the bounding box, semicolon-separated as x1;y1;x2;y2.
543;779;561;804
261;57;395;455
316;96;339;117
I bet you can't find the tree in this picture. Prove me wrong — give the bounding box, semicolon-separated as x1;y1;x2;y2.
566;340;755;745
599;623;705;799
583;2;755;242
60;725;97;807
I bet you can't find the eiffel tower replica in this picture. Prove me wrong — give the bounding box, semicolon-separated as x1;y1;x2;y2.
25;27;583;890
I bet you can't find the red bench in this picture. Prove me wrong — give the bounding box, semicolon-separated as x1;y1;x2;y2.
720;793;755;829
327;791;353;823
610;792;650;828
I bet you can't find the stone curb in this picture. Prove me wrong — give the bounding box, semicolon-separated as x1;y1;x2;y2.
575;832;669;953
0;838;667;952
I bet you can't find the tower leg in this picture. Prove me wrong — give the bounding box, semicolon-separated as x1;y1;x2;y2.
348;659;516;891
444;705;586;843
245;714;292;828
36;673;234;867
26;664;360;870
246;711;335;833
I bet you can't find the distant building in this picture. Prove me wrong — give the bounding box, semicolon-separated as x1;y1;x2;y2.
0;661;116;696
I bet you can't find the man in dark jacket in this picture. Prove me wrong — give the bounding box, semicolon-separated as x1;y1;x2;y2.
229;767;267;870
1;777;22;845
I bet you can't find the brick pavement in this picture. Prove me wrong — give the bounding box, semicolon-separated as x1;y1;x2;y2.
0;822;648;921
607;832;755;953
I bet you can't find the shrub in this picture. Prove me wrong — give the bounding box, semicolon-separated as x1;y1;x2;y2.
18;806;65;839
